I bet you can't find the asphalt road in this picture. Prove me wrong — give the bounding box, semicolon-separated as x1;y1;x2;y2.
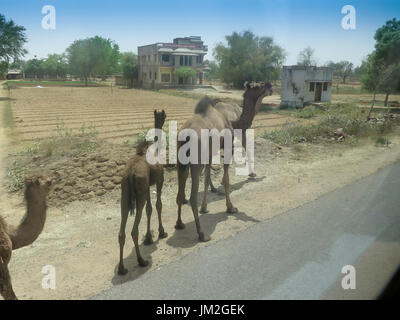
92;161;400;300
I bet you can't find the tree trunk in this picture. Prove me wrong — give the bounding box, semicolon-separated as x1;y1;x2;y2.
367;91;377;119
84;76;88;86
384;92;389;107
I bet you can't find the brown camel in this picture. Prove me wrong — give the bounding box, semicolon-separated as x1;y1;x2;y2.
175;82;272;242
118;110;167;275
0;175;53;300
207;89;271;192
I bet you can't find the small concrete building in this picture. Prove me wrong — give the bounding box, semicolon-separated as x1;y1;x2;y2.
6;69;24;80
138;36;208;89
281;66;333;108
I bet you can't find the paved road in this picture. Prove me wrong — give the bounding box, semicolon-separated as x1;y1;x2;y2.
92;162;400;300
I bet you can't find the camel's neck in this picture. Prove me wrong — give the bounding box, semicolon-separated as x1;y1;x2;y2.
231;95;259;130
7;198;47;250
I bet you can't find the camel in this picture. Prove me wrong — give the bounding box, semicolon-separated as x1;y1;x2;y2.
0;175;53;300
207;91;271;192
118;110;167;275
175;81;272;242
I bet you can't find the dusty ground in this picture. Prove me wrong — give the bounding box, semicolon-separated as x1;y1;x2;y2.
1;83;400;300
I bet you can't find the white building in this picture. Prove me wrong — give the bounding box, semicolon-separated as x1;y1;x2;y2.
281;66;333;108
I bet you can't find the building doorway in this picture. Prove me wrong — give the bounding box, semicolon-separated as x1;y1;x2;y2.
315;82;322;102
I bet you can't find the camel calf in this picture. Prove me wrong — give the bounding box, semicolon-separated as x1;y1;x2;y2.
118;110;167;275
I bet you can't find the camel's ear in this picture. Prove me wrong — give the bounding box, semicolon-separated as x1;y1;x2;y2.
162;109;166;118
154;110;157;116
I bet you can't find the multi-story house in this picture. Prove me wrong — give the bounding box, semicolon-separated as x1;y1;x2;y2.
138;36;208;89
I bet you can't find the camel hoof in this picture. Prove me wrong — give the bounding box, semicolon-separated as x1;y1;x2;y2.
159;231;168;239
226;207;238;214
118;265;128;276
248;173;257;178
138;258;149;267
143;237;153;245
175;221;185;230
200;208;209;214
198;233;211;242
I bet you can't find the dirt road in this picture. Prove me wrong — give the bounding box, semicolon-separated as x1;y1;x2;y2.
1;83;400;300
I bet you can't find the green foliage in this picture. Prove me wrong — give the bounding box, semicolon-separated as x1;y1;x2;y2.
0;14;27;68
173;67;196;82
360;18;400;99
7;161;29;192
66;36;120;85
214;30;285;88
261;103;398;146
42;54;68;79
24;58;45;79
121;52;139;87
374;18;400;64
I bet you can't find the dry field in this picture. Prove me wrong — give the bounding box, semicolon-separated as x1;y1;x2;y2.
10;86;310;143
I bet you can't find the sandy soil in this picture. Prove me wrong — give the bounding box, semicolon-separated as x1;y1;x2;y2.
1;83;400;300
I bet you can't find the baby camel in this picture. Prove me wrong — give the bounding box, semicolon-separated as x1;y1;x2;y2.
0;175;53;300
118;110;167;275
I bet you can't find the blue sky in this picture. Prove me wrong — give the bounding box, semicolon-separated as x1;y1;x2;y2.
1;0;399;66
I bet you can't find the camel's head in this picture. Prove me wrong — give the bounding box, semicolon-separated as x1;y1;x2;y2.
154;109;167;130
24;175;54;202
243;81;273;99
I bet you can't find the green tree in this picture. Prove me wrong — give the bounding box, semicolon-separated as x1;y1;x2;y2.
24;58;45;79
0;14;27;77
361;18;400;108
173;67;196;84
214;30;285;88
297;46;316;67
121;52;138;88
43;54;68;79
66;36;120;85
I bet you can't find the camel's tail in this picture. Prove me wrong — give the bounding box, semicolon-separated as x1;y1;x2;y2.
128;175;136;216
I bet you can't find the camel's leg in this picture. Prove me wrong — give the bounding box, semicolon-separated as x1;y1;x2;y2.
209;169;218;193
0;255;17;300
175;163;189;229
143;189;153;245
190;164;210;242
200;164;211;214
223;164;238;213
242;131;256;178
131;193;148;267
156;175;168;239
118;176;130;275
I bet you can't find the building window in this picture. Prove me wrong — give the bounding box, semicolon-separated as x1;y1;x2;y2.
154;72;157;80
161;73;170;83
162;54;170;62
184;56;188;66
149;72;152;80
180;56;183;66
323;82;328;91
309;82;315;92
189;56;192;66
